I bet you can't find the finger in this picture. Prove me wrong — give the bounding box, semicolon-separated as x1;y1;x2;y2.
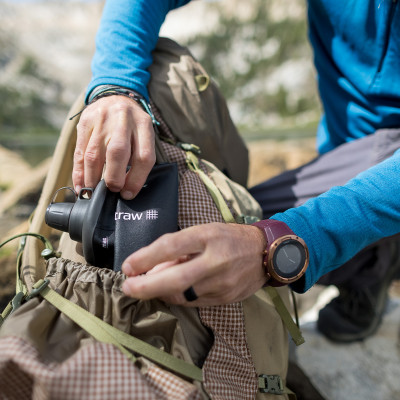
160;263;262;307
124;256;236;307
159;286;227;308
123;258;201;306
122;228;205;276
73;114;94;192
161;262;238;306
145;256;191;276
160;280;216;307
121;119;156;200
122;254;209;300
145;260;181;276
102;119;132;192
83;125;108;189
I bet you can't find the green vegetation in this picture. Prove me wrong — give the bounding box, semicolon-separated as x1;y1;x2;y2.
0;183;11;192
0;85;54;132
0;1;320;150
0;54;63;134
0;44;63;164
184;0;320;133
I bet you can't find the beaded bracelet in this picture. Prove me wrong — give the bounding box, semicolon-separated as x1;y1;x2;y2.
69;85;159;126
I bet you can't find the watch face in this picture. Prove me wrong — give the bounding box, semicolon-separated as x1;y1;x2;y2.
273;239;307;278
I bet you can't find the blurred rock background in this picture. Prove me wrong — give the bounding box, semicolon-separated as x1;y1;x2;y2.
0;1;399;400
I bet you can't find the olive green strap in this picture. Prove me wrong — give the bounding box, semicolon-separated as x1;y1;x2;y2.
264;286;305;346
34;279;203;382
185;150;236;224
0;303;12;327
0;232;58;327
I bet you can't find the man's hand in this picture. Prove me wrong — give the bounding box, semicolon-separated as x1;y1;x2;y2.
121;223;267;306
73;95;156;199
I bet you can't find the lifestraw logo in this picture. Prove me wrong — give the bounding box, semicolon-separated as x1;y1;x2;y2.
115;210;159;221
146;209;158;220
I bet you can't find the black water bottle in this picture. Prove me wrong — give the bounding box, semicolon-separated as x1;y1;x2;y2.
45;163;178;271
45;180;117;269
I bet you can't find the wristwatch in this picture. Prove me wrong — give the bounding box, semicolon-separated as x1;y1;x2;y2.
252;219;309;286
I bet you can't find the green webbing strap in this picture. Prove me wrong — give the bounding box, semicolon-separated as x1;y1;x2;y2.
264;286;305;346
34;279;203;382
0;303;12;327
0;250;24;327
185;150;236;224
0;232;57;294
0;265;26;328
0;232;55;327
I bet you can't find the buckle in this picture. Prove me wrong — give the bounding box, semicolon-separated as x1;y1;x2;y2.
9;280;50;315
10;292;25;314
178;142;202;155
242;215;260;225
258;374;284;395
25;279;50;302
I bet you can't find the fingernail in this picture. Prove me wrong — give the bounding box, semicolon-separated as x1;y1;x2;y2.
122;262;133;275
121;190;134;200
75;185;82;194
122;280;132;296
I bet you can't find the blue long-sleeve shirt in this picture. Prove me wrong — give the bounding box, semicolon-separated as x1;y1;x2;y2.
87;0;400;292
87;0;190;101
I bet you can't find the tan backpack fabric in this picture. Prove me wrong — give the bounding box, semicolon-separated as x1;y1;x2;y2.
148;37;249;188
0;38;299;400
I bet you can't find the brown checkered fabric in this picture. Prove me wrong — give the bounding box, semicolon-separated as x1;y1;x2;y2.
200;305;258;400
161;140;225;228
0;336;203;400
153;105;259;400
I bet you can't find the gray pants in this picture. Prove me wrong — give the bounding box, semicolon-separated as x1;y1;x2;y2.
249;128;400;289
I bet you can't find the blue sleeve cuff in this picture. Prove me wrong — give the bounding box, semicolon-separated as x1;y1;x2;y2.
86;0;191;103
271;150;400;293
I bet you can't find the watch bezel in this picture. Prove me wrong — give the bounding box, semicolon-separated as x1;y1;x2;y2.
265;234;309;284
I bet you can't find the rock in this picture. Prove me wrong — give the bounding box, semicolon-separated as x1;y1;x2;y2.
0;156;51;217
295;286;400;400
247;138;317;186
0;147;51;244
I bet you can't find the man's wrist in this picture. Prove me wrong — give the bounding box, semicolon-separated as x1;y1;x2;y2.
86;85;159;126
252;219;309;287
87;85;144;103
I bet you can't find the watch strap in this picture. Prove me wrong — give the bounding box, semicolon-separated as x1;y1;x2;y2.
252;219;295;246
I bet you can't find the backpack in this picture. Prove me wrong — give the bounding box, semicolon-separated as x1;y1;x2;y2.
0;38;302;400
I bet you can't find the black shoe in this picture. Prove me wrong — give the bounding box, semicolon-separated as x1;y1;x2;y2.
317;242;400;343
